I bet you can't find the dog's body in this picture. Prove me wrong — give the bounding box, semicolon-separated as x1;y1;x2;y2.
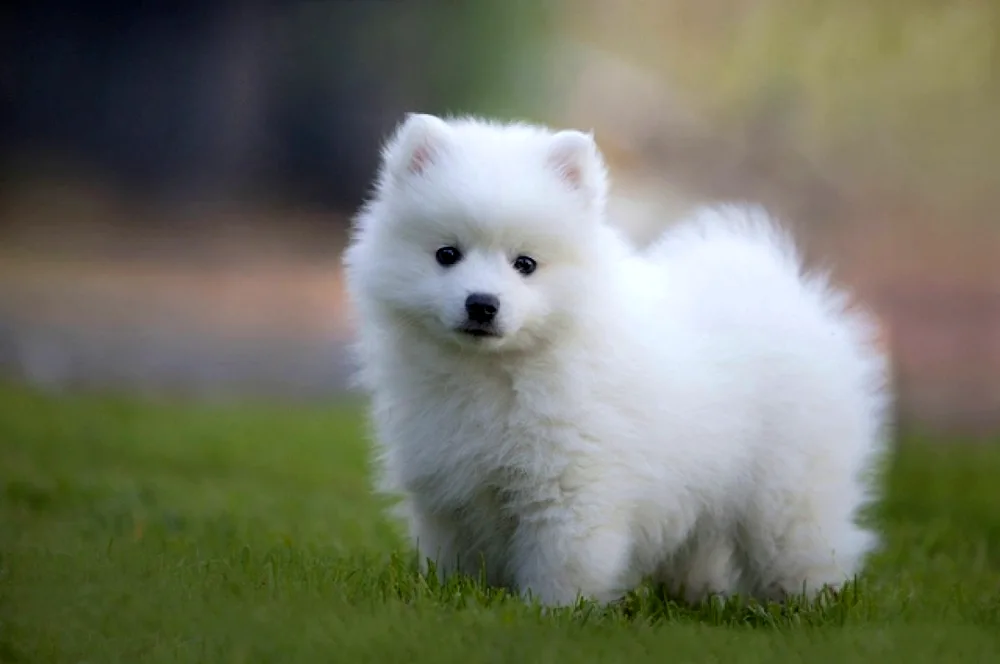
342;114;892;606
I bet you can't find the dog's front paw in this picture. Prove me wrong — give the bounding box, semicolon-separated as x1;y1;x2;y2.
511;515;632;608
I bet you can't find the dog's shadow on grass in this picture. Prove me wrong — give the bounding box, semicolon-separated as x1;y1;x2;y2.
368;552;868;628
614;581;866;628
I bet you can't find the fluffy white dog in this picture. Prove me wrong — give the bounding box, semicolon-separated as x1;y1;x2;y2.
342;113;892;607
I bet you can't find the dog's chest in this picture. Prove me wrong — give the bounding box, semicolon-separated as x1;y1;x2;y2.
392;378;576;509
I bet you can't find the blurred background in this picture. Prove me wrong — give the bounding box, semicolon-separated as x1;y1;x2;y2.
0;1;996;436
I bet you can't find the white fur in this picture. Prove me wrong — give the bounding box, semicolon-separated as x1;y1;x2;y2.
342;114;892;607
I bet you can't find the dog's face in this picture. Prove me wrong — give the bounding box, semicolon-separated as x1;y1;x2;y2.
345;114;611;353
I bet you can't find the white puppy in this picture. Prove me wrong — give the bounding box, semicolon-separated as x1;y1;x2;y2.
342;114;892;607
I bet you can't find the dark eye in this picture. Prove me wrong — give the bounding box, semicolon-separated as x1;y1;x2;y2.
435;246;462;267
513;255;537;276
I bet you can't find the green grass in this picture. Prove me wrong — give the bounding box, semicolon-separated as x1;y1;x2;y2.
1;383;999;662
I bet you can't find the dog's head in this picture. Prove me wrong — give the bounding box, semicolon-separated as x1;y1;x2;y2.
344;114;613;353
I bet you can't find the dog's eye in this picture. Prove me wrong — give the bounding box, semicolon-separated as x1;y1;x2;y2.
512;255;537;276
435;246;462;267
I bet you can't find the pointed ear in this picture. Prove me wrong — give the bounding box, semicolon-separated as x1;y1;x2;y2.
546;129;608;207
382;113;451;182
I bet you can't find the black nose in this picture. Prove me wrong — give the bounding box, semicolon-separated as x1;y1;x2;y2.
465;292;500;324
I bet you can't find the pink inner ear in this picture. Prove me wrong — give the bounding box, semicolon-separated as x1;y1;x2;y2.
409;142;434;175
548;150;584;189
557;162;583;188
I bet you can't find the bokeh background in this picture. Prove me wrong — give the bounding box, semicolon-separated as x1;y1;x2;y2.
1;1;997;436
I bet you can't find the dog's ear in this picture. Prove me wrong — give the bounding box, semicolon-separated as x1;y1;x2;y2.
546;130;608;209
383;113;451;182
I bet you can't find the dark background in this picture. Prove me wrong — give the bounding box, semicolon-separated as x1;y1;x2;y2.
0;1;997;435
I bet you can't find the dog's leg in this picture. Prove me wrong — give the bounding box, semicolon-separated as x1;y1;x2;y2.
508;503;634;607
403;502;465;578
741;493;876;602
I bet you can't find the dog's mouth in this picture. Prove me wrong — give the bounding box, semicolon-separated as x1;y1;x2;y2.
458;325;501;339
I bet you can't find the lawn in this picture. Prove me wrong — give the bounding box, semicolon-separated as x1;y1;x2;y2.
1;382;999;663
